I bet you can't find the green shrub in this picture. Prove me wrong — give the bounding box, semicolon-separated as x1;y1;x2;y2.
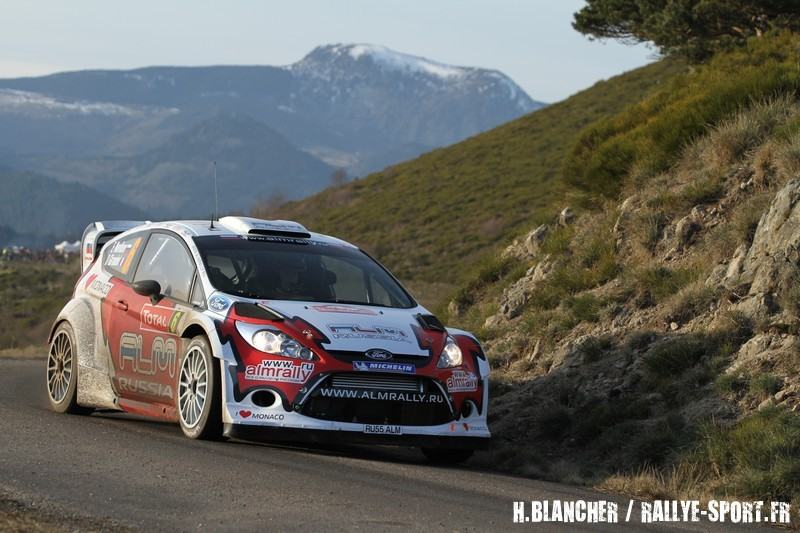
642;211;668;252
540;226;575;256
537;405;573;440
643;334;710;376
631;266;699;302
749;373;783;399
565;294;602;324
564;33;800;198
700;407;800;501
680;177;725;206
577;334;614;363
715;373;749;394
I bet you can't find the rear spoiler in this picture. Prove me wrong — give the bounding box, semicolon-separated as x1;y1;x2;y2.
80;220;149;273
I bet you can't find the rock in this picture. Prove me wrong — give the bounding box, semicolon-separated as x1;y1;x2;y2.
447;299;462;318
527;339;542;363
705;263;728;288
644;393;663;403
670;322;679;331
622;372;641;389
674;214;701;250
728;179;800;301
723;244;750;289
523;224;550;256
559;207;575;226
775;389;789;403
498;257;554;318
758;398;774;410
483;313;504;329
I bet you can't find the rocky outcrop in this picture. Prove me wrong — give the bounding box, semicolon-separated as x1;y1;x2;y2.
496;258;554;320
727;179;800;291
503;224;549;260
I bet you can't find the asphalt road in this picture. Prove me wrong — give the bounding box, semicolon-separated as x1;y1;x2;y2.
0;359;768;532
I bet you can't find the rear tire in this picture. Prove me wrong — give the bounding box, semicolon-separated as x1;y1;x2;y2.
46;322;90;414
421;447;474;464
177;336;222;440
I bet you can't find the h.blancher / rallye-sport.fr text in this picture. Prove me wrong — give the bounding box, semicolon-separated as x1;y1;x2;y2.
46;217;490;462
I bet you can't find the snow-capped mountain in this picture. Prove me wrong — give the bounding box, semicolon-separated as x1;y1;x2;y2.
294;44;534;113
289;44;541;163
0;44;544;241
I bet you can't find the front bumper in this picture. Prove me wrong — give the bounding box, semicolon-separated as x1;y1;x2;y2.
224;423;490;450
222;399;490;449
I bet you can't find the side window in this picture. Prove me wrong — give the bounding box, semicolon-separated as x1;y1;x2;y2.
190;275;205;308
134;234;195;302
103;234;145;281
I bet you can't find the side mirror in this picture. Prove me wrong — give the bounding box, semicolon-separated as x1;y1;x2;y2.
133;279;162;304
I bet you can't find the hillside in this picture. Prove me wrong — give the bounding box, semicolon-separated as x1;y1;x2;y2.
270;59;684;306
17;114;335;217
449;33;800;504
0;168;145;246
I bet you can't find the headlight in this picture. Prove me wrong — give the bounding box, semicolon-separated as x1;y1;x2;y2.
437;335;463;368
236;322;315;360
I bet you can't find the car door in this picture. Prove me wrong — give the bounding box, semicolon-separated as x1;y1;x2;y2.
108;232;197;405
97;232;146;391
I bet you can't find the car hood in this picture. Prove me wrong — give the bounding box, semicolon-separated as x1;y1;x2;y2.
266;301;431;357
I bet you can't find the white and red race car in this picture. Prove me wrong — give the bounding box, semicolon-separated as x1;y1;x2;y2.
47;217;490;462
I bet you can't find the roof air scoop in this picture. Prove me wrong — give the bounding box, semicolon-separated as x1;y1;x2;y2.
218;216;311;238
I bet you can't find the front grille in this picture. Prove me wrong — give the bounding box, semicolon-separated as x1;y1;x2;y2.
300;373;453;426
330;374;422;392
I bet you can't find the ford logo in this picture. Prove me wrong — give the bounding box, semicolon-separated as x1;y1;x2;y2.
365;349;393;360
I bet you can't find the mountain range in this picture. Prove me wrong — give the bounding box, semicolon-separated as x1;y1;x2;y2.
0;44;543;243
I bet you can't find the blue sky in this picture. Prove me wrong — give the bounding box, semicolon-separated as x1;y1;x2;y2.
2;0;656;102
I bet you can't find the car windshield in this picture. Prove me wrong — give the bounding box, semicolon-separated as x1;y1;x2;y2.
193;236;415;309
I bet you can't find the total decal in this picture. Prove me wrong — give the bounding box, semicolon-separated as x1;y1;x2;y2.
140;304;185;335
317;388;444;404
353;361;415;374
327;324;411;344
244;359;315;384
237;410;285;421
446;370;479;393
119;332;178;378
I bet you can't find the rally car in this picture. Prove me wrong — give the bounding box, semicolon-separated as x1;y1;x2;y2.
46;217;490;462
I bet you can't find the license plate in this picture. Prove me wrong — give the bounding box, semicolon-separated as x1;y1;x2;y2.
363;424;403;435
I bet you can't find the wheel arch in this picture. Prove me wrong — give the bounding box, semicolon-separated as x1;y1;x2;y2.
179;314;233;362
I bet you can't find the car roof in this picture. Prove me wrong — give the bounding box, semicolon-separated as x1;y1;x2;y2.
129;217;358;249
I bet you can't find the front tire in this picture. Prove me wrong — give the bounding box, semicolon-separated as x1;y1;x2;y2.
177;336;222;440
47;322;89;414
421;447;474;465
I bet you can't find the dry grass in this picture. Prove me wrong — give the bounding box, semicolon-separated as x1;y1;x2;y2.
0;346;45;359
596;463;710;501
774;132;800;178
698;97;798;170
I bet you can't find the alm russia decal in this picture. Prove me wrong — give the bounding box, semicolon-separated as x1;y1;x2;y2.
446;370;478;392
245;359;314;383
140;304;184;335
327;324;411;344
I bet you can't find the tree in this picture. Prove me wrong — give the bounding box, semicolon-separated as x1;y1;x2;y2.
573;0;800;61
